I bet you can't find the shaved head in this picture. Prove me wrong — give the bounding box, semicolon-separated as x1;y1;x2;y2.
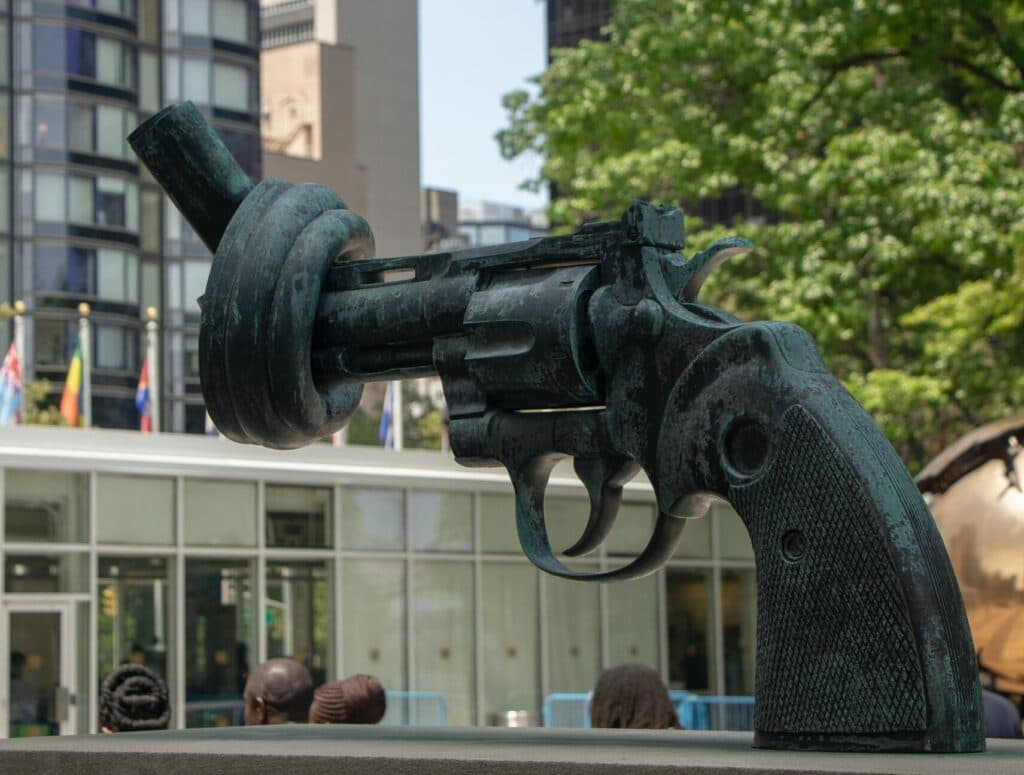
244;658;314;725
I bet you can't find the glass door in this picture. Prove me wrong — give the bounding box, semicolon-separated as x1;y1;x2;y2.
3;602;76;737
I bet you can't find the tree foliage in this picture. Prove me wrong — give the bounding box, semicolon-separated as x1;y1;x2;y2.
499;0;1024;470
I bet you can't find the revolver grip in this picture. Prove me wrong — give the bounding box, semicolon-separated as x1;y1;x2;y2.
656;323;983;752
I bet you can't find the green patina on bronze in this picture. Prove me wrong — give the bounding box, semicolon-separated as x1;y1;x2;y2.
129;103;984;754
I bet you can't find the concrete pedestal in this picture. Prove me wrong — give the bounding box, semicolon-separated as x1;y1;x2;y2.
0;726;1021;774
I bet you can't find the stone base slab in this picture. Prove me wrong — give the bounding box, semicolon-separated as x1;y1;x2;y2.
0;726;1021;774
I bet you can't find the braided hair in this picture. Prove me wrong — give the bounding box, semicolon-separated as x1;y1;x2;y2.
309;674;386;724
99;664;171;732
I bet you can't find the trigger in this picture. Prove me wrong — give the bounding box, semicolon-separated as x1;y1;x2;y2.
563;457;641;557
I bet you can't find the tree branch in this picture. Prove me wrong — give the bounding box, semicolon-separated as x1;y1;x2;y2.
939;55;1020;93
968;9;1024;85
801;50;908;116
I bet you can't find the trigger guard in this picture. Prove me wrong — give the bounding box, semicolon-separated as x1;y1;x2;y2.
511;457;686;582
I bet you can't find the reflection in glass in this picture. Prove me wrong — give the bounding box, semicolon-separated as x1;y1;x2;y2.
717;504;754;560
342;560;405;693
482;563;539;718
413;562;474;724
411;491;472;552
542;496;590;554
184;479;256;546
266;562;330;686
185;559;253;727
97;557;171;690
5;469;88;542
480;493;517;552
606;573;660;668
26;98;135;159
721;569;757;695
212;62;251;112
8;612;61;737
32;171;139;231
604;501;654;556
665;568;714;692
33;317;75;366
546;573;600;692
5;554;89;593
341;489;404;550
30;25;136;90
97;474;174;545
675;511;712;559
212;0;251;43
266;485;332;548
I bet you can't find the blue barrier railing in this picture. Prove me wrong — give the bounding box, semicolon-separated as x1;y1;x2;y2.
542;691;755;731
381;690;448;726
673;692;755;731
542;692;594;728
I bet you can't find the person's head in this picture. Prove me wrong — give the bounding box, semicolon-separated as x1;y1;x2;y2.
243;657;314;725
589;663;681;730
99;664;171;733
129;644;145;665
10;651;25;680
309;674;386;724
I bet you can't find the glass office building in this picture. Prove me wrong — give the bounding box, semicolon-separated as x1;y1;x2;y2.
3;0;261;432
0;426;756;735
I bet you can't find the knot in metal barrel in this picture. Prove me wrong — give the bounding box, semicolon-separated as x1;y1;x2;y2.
202;179;375;448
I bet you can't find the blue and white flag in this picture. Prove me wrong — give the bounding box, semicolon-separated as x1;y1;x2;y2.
379;381;396;448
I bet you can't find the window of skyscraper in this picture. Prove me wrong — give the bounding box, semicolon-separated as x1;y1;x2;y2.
212;62;251;113
95;324;138;370
32;171;138;231
32;244;140;304
28;25;136;92
212;0;251;44
33;317;75;366
68;0;138;18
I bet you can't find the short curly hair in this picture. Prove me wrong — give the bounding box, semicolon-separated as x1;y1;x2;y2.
99;664;171;732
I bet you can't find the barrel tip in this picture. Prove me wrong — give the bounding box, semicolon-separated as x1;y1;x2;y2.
127;101;202;151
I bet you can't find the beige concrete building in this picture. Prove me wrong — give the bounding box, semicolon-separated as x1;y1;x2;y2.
260;1;421;258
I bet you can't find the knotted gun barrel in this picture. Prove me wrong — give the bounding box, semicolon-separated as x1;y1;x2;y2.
130;104;984;753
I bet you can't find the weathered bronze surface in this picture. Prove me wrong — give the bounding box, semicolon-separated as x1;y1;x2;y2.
129;103;984;753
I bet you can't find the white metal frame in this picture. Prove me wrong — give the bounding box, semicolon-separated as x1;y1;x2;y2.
0;598;78;737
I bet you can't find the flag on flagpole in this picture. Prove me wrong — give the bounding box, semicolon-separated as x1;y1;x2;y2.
376;380;391;448
60;345;84;427
135;356;152;432
0;341;22;427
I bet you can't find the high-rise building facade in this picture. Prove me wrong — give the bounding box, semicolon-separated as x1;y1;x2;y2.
547;0;611;52
260;0;421;259
2;0;262;433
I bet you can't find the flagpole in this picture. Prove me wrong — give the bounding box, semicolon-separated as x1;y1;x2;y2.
146;306;160;433
13;300;25;380
392;380;403;451
78;302;91;428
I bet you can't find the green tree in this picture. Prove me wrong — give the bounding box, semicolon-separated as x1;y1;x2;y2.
23;379;67;426
500;0;1024;470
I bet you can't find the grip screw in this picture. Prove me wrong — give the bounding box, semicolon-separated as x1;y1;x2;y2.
781;529;806;562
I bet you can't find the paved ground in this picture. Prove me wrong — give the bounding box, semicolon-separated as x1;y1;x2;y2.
0;726;1021;774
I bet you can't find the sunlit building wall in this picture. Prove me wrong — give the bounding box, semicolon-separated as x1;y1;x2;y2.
260;0;421;258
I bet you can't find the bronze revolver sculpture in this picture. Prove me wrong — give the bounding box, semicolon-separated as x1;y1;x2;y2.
130;103;984;753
